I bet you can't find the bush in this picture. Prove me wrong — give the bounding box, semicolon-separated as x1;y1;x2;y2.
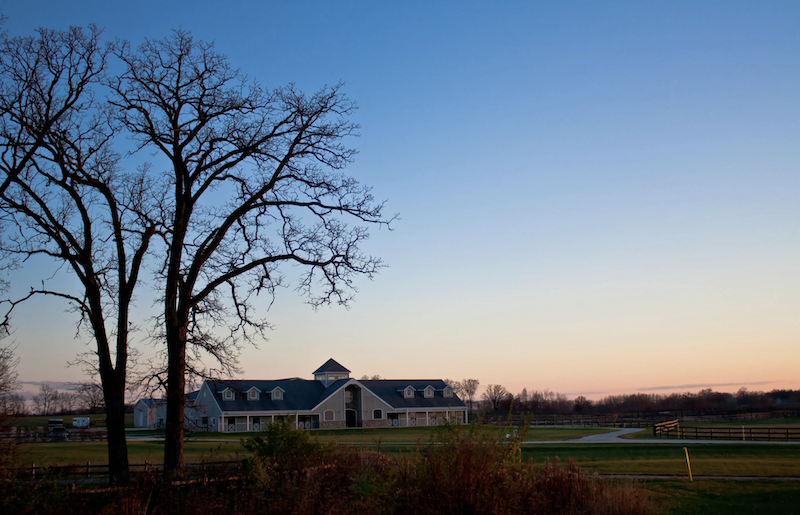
25;421;658;514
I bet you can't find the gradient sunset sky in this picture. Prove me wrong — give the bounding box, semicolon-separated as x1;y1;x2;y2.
3;1;798;400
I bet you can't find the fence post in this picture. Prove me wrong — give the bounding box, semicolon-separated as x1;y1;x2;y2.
32;463;35;479
683;447;693;481
87;461;90;479
144;460;148;473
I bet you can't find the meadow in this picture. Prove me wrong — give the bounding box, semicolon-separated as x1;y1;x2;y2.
8;423;800;514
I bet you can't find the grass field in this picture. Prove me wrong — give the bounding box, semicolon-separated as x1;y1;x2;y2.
16;440;244;466
12;428;800;515
182;425;613;443
521;443;800;477
14;426;608;466
644;479;800;515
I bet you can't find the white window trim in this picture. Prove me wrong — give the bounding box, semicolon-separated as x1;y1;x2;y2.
424;386;435;398
444;387;453;398
271;387;283;400
323;409;335;422
223;389;234;400
247;389;259;400
373;409;383;420
404;387;415;399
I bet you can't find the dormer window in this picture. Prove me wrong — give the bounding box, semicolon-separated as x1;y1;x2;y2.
404;386;415;399
272;387;283;400
247;388;259;401
223;389;234;401
424;386;435;398
444;387;453;398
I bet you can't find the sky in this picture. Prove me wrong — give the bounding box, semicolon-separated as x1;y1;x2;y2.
2;1;798;401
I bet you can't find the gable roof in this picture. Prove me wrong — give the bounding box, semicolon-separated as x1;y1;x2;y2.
136;390;199;407
358;380;466;409
202;377;465;413
313;358;350;374
207;378;328;412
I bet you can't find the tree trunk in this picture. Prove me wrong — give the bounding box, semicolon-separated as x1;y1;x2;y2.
104;375;129;485
163;322;187;477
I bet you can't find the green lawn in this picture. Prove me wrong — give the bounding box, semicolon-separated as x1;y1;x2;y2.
17;440;244;466
521;443;800;477
645;479;800;515
181;425;613;444
15;436;800;514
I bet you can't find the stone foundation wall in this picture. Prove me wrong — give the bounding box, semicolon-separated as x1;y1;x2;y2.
362;420;389;429
320;420;346;430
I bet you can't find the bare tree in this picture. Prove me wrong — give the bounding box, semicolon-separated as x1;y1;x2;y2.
0;26;156;484
0;342;18;397
360;374;382;380
31;384;59;414
0;341;22;424
444;379;463;395
56;390;80;414
0;392;25;416
109;30;393;476
74;382;105;413
460;378;480;414
482;384;509;412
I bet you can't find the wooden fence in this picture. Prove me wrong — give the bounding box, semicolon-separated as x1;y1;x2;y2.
483;416;674;428
672;426;800;442
653;419;679;436
1;428;108;443
481;410;793;428
10;459;244;482
652;421;800;442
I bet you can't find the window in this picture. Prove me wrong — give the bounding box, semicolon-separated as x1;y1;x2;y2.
324;410;335;421
425;386;435;398
201;417;209;426
248;389;259;400
272;389;282;400
223;389;233;400
345;390;354;403
404;387;414;399
444;387;453;398
373;409;382;420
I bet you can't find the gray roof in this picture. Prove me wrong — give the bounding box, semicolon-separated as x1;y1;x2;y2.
205;378;465;412
360;380;466;409
137;391;198;407
208;378;330;412
313;358;350;374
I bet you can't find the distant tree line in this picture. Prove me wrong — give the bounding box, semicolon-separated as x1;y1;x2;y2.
476;386;800;415
0;383;105;416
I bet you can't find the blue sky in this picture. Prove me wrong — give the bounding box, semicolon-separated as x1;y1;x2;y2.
3;1;798;399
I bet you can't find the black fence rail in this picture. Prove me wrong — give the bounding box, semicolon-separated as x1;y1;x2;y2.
654;424;800;442
1;428;108;443
483;415;678;428
5;459;244;482
480;410;797;429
